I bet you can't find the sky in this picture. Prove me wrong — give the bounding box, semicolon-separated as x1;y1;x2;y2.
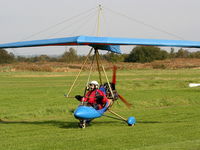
0;0;200;56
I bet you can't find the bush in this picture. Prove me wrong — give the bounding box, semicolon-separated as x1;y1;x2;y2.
15;63;53;72
102;52;126;62
189;51;200;58
125;46;169;63
152;64;167;69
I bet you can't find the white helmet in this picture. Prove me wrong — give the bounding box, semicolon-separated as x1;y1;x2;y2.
89;80;99;87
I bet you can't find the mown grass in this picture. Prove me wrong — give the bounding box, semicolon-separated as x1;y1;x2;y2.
0;69;200;150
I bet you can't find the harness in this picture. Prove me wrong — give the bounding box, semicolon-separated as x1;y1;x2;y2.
85;89;104;109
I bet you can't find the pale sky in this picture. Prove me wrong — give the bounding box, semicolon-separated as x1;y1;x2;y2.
0;0;200;56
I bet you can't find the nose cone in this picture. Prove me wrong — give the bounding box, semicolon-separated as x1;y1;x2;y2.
74;106;102;119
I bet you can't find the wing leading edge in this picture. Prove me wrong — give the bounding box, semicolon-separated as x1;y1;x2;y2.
1;35;200;54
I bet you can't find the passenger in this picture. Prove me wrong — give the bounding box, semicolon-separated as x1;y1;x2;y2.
75;80;109;110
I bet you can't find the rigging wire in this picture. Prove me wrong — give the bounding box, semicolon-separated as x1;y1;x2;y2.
104;7;185;40
95;49;103;85
101;10;112;37
13;7;96;56
86;52;96;86
70;11;98;36
47;8;97;38
51;9;97;62
20;7;97;41
96;5;102;36
95;50;115;100
92;13;99;37
65;48;93;97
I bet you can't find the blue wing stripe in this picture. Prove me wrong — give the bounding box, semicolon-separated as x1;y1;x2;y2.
0;36;79;48
1;35;200;54
78;36;200;48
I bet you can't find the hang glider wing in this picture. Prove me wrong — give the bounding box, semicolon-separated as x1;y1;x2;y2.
1;35;200;54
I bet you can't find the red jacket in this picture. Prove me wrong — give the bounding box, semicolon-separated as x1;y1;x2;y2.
83;89;108;109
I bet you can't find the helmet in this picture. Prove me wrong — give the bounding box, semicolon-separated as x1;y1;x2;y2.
87;81;99;91
87;80;99;91
89;80;99;87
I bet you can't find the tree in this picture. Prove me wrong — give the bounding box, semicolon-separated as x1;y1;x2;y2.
175;48;190;58
60;48;78;63
125;46;168;63
169;48;176;58
0;48;15;64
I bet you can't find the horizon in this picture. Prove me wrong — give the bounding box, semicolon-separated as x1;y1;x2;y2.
1;0;200;56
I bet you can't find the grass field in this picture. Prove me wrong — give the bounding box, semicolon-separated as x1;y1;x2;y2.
0;69;200;150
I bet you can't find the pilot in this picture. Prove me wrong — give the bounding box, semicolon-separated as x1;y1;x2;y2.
75;80;109;110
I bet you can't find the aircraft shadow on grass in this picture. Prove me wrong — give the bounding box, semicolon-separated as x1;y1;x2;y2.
0;119;118;129
137;121;162;124
137;120;187;124
0;119;185;128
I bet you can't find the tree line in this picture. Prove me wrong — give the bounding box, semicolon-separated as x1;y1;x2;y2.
0;46;200;64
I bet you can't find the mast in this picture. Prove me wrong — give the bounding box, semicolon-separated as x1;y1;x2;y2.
96;4;103;85
97;4;102;36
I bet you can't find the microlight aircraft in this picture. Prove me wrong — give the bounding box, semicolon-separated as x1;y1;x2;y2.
1;35;200;128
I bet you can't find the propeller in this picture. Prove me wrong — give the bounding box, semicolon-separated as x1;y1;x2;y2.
112;65;117;85
103;65;132;108
118;94;132;108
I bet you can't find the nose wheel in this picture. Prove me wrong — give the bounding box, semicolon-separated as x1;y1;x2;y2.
127;117;136;126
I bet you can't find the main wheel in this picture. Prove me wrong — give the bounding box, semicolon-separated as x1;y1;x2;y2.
79;123;86;128
78;120;86;129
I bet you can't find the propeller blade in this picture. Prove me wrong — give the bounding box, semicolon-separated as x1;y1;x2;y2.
112;65;117;84
118;94;132;108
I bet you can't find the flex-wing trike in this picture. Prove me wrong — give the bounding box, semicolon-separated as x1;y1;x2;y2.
71;63;136;128
1;35;200;128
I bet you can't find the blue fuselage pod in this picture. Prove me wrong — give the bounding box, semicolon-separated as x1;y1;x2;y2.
74;106;103;119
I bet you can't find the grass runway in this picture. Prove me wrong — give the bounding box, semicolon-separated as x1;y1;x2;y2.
0;69;200;150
